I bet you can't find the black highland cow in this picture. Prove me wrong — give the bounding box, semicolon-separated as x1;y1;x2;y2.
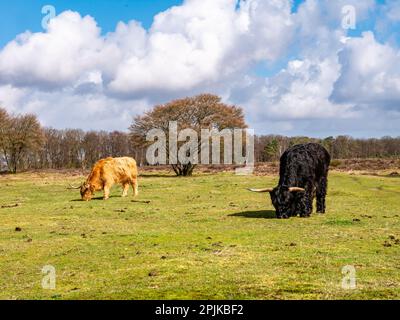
249;143;331;219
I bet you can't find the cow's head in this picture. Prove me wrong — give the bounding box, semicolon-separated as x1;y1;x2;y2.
248;186;305;218
68;182;95;201
80;182;95;201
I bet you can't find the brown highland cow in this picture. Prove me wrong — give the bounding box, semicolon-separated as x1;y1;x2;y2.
71;157;139;201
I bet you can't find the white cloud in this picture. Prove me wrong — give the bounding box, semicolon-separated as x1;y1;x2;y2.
332;32;400;108
0;0;296;132
267;57;353;119
386;0;400;22
109;0;294;95
0;84;149;130
0;0;398;137
232;55;355;128
0;12;105;89
0;0;294;97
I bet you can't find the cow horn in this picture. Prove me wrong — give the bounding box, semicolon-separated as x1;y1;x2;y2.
247;188;274;193
67;184;81;190
288;187;305;192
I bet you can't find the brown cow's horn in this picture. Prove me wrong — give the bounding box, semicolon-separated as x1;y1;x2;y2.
68;184;81;189
247;188;274;193
288;187;305;192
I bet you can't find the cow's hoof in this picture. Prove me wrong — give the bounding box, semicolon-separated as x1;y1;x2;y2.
278;214;290;219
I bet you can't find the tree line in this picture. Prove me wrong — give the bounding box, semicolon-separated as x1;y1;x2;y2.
0;107;144;173
254;135;400;162
1;95;399;174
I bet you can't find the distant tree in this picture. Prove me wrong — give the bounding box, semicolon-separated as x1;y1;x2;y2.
82;131;102;167
332;135;351;159
321;136;334;157
130;94;247;176
264;139;280;161
0;108;9;129
0;108;11;170
0;108;10;144
0;113;44;173
289;136;311;147
40;128;62;168
62;129;85;168
108;131;130;157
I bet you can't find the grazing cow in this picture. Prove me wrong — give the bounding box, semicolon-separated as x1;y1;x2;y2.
70;157;139;201
249;143;330;219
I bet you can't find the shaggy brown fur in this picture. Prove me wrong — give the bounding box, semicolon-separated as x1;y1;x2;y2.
80;157;139;201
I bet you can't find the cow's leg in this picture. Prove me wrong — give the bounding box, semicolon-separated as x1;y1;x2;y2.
103;183;112;200
316;176;327;214
131;177;138;197
122;183;129;197
299;184;313;217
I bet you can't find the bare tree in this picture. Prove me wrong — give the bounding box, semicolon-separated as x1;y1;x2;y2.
0;108;9;128
109;131;130;157
130;94;247;176
0;113;44;173
0;108;11;171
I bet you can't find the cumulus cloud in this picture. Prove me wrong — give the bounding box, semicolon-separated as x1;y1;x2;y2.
0;0;296;129
332;32;400;109
265;57;354;119
229;0;399;136
0;84;149;130
0;12;105;89
0;0;294;96
0;0;398;136
228;55;357;136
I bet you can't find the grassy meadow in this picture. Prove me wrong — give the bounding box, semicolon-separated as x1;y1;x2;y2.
0;170;399;300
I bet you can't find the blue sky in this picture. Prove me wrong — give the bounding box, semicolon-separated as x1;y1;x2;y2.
0;0;397;51
0;0;312;52
0;0;399;138
0;0;183;47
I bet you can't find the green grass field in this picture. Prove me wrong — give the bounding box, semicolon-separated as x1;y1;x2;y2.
0;171;399;300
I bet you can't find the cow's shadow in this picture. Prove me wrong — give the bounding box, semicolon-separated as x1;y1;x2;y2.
70;195;120;202
229;210;276;219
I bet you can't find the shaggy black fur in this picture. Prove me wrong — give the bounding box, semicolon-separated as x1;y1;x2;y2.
270;143;331;219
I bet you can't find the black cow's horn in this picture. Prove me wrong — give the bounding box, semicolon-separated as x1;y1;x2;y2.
288;187;305;192
247;188;274;193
